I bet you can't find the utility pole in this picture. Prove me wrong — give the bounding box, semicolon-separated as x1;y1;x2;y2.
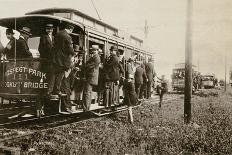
144;20;148;39
225;51;227;91
90;0;102;20
184;0;193;124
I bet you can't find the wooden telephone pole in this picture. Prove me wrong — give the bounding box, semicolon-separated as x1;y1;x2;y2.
225;51;227;92
184;0;193;124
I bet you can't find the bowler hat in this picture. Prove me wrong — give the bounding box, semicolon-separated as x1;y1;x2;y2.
45;24;53;28
19;27;32;36
6;28;14;35
110;45;118;51
65;23;74;30
90;45;99;51
73;44;81;52
128;58;134;62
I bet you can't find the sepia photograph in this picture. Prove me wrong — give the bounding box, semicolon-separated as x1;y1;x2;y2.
0;0;231;154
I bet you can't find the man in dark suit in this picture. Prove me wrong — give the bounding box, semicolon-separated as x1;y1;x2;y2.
47;24;75;96
38;24;54;60
16;27;33;59
83;45;101;111
135;62;147;99
145;58;156;99
104;46;123;106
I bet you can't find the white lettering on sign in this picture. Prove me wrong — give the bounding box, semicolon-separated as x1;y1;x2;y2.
5;82;48;89
24;82;48;89
5;67;47;79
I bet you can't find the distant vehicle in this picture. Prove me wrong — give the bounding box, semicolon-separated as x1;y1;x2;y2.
219;79;225;87
171;63;199;92
202;74;217;89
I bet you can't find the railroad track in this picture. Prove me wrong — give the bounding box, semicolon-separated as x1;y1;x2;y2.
0;112;96;143
0;95;173;143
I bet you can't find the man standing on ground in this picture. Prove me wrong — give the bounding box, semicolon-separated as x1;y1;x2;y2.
135;62;147;99
145;58;156;99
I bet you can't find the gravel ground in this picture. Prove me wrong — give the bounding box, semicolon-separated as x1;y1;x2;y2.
1;89;232;155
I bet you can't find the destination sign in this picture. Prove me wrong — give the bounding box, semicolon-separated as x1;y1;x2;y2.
5;67;46;79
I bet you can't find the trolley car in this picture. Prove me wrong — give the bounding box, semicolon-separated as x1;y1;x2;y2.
171;63;200;92
0;8;153;118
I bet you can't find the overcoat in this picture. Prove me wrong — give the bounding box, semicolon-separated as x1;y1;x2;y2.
135;65;147;84
105;54;121;81
86;53;101;85
52;30;75;70
145;62;156;82
16;37;32;58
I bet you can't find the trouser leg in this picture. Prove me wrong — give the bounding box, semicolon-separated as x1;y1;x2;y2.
139;84;144;99
147;81;152;99
47;71;56;94
159;91;164;107
54;71;65;94
83;82;92;111
63;93;72;110
109;82;114;106
137;84;141;99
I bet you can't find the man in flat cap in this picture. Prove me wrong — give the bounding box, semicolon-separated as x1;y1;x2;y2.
83;45;100;111
48;23;75;96
16;27;33;58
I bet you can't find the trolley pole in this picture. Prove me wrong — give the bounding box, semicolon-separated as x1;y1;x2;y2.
184;0;193;124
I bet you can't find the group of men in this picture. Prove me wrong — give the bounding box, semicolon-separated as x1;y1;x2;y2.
1;23;157;117
2;26;33;59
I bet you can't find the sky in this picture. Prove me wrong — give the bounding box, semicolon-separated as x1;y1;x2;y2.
0;0;231;81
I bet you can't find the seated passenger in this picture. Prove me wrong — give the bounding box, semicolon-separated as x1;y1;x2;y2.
16;27;33;58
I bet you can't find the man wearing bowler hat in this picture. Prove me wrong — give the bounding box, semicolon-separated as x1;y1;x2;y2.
16;27;33;58
48;23;75;96
38;24;54;60
104;45;124;106
83;45;100;111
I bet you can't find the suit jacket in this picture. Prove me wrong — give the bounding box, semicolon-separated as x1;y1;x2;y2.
135;66;147;84
4;39;16;59
38;34;54;60
52;30;75;70
86;53;101;85
145;62;156;82
16;37;32;59
105;54;121;81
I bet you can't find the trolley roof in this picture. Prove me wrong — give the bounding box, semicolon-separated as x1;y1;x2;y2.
0;14;84;36
26;8;117;34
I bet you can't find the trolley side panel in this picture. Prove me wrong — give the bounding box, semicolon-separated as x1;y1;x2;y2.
0;59;48;99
